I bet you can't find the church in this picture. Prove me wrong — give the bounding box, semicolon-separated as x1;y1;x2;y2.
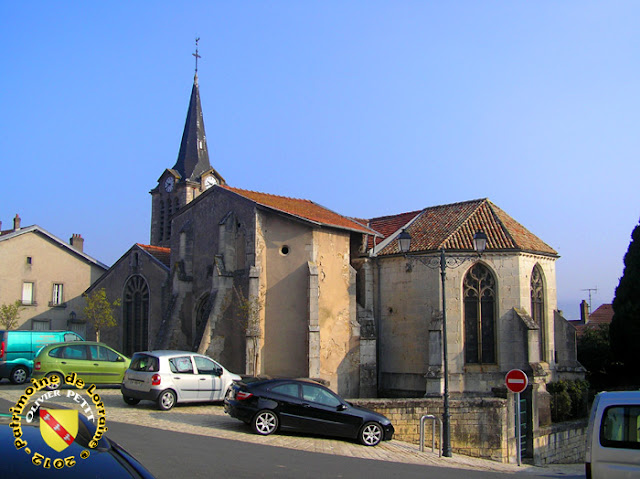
90;66;582;403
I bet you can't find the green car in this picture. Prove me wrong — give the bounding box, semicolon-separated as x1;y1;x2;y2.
32;341;130;390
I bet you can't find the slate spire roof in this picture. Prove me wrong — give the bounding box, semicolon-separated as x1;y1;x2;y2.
369;198;558;257
171;73;212;182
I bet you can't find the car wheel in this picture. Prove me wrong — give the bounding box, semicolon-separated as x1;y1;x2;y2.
157;390;176;411
10;366;28;385
359;422;383;446
123;396;140;406
252;410;279;436
45;372;64;391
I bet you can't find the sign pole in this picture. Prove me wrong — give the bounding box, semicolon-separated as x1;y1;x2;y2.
515;392;521;467
505;369;528;467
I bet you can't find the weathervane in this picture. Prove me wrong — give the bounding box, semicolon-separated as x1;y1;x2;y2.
193;37;201;73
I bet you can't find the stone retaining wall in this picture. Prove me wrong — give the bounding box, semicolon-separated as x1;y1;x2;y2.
352;397;510;462
352;397;586;465
533;419;587;465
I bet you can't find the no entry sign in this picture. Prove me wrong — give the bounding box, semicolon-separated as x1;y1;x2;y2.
505;369;528;394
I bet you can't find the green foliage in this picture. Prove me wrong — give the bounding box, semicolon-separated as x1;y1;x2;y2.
547;380;589;422
578;323;615;390
611;220;640;371
0;300;24;330
83;288;121;342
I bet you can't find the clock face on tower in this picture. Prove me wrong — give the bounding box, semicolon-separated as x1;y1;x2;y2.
204;176;217;189
164;176;174;192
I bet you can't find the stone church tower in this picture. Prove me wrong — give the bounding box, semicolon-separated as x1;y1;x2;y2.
149;71;225;247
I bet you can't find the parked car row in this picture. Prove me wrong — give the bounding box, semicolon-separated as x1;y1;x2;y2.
0;330;84;384
2;333;395;448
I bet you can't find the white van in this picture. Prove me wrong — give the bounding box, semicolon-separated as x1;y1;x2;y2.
585;391;640;479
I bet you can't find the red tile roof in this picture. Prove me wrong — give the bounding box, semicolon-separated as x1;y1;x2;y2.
137;244;171;267
371;198;557;256
221;186;378;235
361;210;422;250
574;304;613;336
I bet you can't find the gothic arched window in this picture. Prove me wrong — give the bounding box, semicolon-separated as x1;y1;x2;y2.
123;275;149;356
531;265;546;361
464;263;497;364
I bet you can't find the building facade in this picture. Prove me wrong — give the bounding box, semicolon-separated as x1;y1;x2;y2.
0;215;107;335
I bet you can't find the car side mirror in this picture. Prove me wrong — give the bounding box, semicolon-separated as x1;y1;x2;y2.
213;367;223;376
337;404;348;411
117;356;125;362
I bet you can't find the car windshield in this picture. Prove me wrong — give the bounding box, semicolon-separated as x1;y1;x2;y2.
130;354;159;372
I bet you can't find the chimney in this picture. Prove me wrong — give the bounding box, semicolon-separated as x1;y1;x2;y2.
70;234;84;252
13;214;21;231
580;300;590;324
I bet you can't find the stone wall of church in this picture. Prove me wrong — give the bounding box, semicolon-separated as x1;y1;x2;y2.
257;212;313;378
313;228;359;397
88;248;169;356
377;255;441;396
169;187;257;373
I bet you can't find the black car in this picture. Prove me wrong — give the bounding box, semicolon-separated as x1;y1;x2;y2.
224;378;394;446
0;412;156;478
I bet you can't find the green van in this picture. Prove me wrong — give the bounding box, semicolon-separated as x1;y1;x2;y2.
0;330;84;384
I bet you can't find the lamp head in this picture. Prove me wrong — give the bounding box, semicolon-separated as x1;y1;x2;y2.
397;229;411;254
473;230;488;256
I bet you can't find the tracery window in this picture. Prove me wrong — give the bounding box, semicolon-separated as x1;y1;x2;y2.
464;264;497;364
123;275;149;356
530;265;546;361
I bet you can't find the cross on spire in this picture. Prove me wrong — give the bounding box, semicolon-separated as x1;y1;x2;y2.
193;37;201;73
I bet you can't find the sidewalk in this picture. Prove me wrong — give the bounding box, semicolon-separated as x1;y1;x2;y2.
0;383;584;476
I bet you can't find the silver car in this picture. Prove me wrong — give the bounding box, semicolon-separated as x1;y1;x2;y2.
121;350;242;410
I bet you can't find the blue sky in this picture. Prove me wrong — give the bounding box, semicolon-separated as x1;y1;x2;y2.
2;2;639;319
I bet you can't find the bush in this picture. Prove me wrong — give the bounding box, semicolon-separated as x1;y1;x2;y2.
547;380;589;422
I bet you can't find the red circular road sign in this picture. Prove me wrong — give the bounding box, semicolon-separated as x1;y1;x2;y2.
505;369;528;394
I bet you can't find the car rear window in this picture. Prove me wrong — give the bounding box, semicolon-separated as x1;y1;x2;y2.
48;347;64;358
130;354;160;372
601;405;640;449
62;345;88;360
169;356;194;374
271;383;300;398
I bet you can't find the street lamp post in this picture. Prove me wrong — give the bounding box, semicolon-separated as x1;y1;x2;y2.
398;229;487;458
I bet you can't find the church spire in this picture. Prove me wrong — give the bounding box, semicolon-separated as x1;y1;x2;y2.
171;38;211;183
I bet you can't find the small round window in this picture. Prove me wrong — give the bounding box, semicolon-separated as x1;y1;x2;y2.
280;245;290;256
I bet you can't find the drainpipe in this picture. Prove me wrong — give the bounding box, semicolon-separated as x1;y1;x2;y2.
375;255;382;396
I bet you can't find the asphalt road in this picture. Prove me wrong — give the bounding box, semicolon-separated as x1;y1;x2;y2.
0;394;584;479
104;420;530;479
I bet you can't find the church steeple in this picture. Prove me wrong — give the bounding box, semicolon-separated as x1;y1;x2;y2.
171;38;211;182
150;39;225;248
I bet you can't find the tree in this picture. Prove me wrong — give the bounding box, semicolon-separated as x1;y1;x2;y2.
577;323;613;389
232;285;262;376
610;219;640;373
0;300;24;330
83;288;121;342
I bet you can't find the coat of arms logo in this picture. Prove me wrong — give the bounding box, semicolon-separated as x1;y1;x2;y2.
39;409;79;452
